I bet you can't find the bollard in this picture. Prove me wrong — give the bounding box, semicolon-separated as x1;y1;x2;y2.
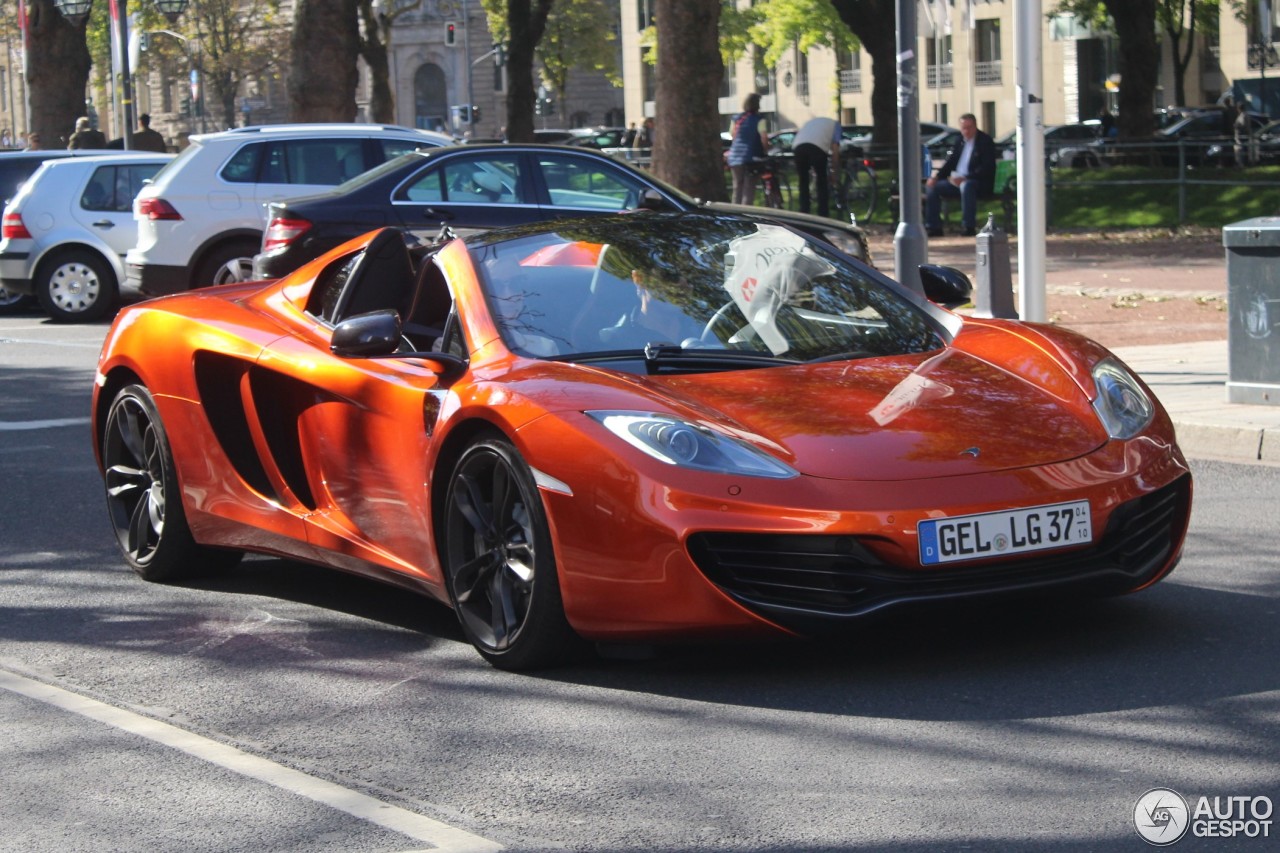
973;212;1018;318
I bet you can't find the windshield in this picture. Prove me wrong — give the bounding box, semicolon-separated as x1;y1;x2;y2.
471;214;943;369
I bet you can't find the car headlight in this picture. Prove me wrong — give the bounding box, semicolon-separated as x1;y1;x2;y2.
1091;358;1154;439
587;411;798;479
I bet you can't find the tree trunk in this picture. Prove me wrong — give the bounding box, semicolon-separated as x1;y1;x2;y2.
290;0;360;122
652;0;723;200
830;0;898;150
503;0;555;143
23;0;93;149
359;1;395;123
1109;0;1159;140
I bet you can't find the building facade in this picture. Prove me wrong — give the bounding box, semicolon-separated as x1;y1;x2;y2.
620;0;1235;140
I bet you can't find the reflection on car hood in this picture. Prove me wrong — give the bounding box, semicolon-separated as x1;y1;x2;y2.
653;348;1106;481
703;201;858;232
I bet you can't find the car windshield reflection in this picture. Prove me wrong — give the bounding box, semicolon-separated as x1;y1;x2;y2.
472;215;943;369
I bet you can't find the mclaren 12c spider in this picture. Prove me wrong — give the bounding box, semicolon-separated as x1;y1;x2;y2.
92;211;1192;669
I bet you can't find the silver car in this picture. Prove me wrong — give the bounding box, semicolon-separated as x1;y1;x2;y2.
0;152;173;322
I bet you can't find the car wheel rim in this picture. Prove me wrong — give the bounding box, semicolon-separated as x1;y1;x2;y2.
0;286;26;308
213;257;253;285
447;449;537;651
48;262;101;313
103;396;166;565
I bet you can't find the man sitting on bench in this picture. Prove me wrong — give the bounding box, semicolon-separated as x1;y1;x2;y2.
925;113;996;238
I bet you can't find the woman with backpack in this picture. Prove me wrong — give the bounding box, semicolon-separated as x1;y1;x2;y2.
726;93;769;205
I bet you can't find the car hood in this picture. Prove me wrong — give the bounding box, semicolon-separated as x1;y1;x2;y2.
521;343;1106;482
702;201;858;233
661;348;1106;481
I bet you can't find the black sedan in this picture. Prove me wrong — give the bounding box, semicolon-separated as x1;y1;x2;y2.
252;144;871;278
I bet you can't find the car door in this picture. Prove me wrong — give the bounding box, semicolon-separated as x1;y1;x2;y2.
251;138;372;224
390;150;542;237
71;162;167;259
531;151;657;216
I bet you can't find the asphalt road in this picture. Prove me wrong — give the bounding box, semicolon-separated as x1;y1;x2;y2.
1;315;1278;852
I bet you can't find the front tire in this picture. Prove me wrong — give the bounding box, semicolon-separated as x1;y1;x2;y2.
442;436;579;670
102;384;243;581
36;249;116;323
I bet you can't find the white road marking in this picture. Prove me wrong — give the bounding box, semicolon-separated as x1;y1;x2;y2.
0;417;92;431
0;667;504;852
0;335;103;348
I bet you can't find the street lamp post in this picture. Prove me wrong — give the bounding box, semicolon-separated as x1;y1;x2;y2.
53;0;189;149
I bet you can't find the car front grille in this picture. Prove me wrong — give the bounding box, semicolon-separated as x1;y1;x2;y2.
687;474;1191;631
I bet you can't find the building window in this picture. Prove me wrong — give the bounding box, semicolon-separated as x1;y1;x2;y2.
796;47;809;102
927;35;953;89
642;47;656;102
838;46;861;93
636;0;655;31
975;18;1002;86
753;46;773;95
982;101;996;138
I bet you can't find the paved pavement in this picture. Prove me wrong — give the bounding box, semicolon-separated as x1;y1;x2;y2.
866;228;1280;465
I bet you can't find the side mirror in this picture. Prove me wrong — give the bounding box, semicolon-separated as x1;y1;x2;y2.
918;264;973;309
637;188;677;212
332;309;401;356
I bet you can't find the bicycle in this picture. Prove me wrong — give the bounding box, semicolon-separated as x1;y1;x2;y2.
832;149;878;223
748;155;791;209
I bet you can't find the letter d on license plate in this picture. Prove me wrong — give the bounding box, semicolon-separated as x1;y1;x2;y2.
918;499;1092;565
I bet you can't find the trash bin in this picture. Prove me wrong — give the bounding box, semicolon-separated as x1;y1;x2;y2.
1223;217;1280;405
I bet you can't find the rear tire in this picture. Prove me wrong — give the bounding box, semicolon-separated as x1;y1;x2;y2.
102;384;243;581
195;239;259;288
35;249;116;323
442;436;580;670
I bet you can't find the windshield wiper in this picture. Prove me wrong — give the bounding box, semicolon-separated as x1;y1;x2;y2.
556;342;800;373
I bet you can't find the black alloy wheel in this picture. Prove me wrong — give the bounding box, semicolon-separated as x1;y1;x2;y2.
443;436;578;669
102;384;242;580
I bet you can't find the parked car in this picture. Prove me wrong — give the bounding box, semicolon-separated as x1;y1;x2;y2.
565;127;630;150
769;124;874;157
0;152;172;321
125;123;454;297
0;149;126;313
1154;109;1268;166
1206;118;1280;166
252;144;871;279
994;121;1104;162
93;211;1192;670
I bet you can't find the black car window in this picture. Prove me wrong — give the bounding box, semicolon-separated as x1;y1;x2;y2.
379;139;428;161
221;143;264;183
81;169;115;211
400;155;523;204
536;154;644;211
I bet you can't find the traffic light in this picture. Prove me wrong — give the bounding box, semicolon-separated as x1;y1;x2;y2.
535;98;543;117
456;105;471;125
470;105;481;125
445;21;457;47
180;96;191;116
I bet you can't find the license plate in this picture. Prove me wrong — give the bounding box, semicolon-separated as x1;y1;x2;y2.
917;500;1092;565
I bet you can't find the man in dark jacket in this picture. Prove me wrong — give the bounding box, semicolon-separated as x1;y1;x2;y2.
925;113;996;237
67;117;107;150
131;114;168;153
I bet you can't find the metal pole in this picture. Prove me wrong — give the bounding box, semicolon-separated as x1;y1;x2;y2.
111;0;135;149
894;0;926;295
463;0;474;133
1015;0;1045;321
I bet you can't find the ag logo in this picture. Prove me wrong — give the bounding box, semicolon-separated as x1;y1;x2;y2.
1134;788;1190;845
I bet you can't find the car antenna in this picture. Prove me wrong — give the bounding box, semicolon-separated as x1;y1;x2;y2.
432;223;458;245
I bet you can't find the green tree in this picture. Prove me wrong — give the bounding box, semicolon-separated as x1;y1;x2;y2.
189;0;281;128
20;0;92;148
358;0;422;124
290;0;360;121
537;0;620;124
652;0;723;200
1054;0;1160;139
827;1;897;149
480;0;556;142
1158;1;1219;108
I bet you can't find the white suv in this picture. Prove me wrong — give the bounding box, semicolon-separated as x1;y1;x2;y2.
125;124;454;296
0;152;173;322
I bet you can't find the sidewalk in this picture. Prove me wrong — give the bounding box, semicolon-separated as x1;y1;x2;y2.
864;228;1280;465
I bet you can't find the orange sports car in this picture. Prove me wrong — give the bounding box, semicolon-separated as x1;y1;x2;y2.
92;212;1191;670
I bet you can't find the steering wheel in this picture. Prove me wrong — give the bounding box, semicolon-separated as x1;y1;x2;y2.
700;300;744;345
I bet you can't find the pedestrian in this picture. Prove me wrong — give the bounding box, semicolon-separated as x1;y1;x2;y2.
24;132;42;151
726;93;769;206
1234;101;1253;168
632;117;654;162
0;129;10;149
131;113;167;152
792;115;841;217
622;121;638;148
1098;106;1116;139
925;112;996;238
67;116;107;150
